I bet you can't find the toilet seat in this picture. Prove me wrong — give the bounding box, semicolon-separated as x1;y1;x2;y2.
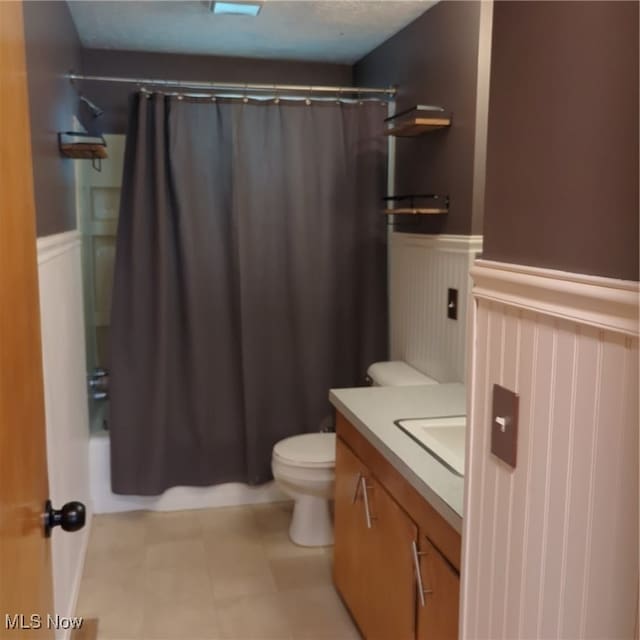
272;433;336;468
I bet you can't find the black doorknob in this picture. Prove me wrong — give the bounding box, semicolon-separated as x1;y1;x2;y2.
44;500;86;538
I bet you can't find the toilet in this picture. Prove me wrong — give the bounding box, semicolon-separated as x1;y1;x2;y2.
271;360;439;547
365;360;440;387
272;433;336;546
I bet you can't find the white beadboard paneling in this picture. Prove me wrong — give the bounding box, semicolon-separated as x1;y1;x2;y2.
461;262;639;640
389;233;482;382
37;232;92;639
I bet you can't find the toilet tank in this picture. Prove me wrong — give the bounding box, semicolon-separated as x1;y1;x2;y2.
366;361;439;386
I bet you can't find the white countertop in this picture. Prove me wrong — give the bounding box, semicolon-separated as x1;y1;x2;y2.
329;383;466;533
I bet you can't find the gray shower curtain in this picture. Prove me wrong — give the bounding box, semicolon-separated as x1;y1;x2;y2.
110;93;387;495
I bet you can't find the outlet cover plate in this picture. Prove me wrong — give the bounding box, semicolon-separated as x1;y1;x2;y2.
491;384;519;468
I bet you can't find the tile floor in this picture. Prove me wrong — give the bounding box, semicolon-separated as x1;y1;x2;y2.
76;502;360;640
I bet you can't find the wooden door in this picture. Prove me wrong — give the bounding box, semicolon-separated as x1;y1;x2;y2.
0;1;54;637
416;536;460;640
333;437;371;636
366;475;417;640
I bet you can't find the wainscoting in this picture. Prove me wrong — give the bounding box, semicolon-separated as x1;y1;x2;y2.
461;259;639;639
37;231;92;638
389;233;482;382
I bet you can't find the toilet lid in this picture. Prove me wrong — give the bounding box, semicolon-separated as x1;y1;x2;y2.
273;433;336;468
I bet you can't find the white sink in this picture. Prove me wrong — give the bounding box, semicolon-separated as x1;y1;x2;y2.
395;416;466;476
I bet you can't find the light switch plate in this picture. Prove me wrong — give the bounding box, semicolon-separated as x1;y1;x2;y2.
447;288;458;320
491;384;519;468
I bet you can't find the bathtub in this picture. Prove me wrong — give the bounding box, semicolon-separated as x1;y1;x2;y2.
89;429;285;514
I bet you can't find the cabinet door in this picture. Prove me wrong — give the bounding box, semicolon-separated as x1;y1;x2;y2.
417;536;460;640
333;437;370;633
365;475;417;640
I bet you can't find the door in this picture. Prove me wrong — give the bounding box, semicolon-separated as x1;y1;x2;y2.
0;1;55;637
333;438;371;635
365;475;417;640
333;438;417;640
416;535;460;640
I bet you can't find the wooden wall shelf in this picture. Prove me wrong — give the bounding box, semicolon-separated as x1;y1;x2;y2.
59;144;108;160
384;105;451;137
58;132;108;160
384;207;448;215
383;194;449;216
385;116;451;137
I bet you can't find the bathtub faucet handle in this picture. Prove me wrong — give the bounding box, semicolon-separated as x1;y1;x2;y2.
88;367;110;400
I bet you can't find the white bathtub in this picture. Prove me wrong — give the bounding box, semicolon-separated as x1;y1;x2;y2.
89;430;285;514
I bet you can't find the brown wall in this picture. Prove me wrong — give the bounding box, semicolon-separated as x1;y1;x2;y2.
483;1;639;280
355;1;485;235
24;1;83;237
80;49;353;134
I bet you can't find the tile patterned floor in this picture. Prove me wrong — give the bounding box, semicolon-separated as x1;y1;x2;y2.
76;502;360;640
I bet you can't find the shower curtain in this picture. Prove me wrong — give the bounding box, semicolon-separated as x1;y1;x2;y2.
110;93;388;495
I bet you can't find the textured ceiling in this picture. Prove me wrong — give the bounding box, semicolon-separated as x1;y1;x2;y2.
67;0;435;64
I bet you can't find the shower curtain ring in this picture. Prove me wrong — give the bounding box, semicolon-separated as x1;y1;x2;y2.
273;84;280;105
243;83;249;104
305;85;312;106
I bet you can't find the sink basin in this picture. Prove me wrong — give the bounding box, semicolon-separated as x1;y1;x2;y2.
395;416;466;477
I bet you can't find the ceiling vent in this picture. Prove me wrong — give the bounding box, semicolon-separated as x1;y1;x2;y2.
209;2;262;16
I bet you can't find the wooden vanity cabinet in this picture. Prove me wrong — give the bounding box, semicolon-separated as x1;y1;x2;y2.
333;438;371;634
416;536;460;640
333;412;461;640
334;437;417;640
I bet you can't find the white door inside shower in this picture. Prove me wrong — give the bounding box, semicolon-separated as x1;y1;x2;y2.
76;134;125;432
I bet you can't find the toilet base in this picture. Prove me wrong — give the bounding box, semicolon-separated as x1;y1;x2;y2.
289;495;333;547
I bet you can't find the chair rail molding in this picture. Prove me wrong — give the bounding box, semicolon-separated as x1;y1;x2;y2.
471;259;639;337
37;229;81;265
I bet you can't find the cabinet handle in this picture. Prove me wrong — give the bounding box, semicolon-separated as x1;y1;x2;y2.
360;477;377;529
411;540;432;607
351;472;363;504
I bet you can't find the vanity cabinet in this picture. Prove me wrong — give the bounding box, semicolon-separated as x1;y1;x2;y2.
334;438;417;640
416;536;460;640
333;412;461;640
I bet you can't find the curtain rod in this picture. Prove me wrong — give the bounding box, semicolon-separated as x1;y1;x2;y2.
67;73;396;97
